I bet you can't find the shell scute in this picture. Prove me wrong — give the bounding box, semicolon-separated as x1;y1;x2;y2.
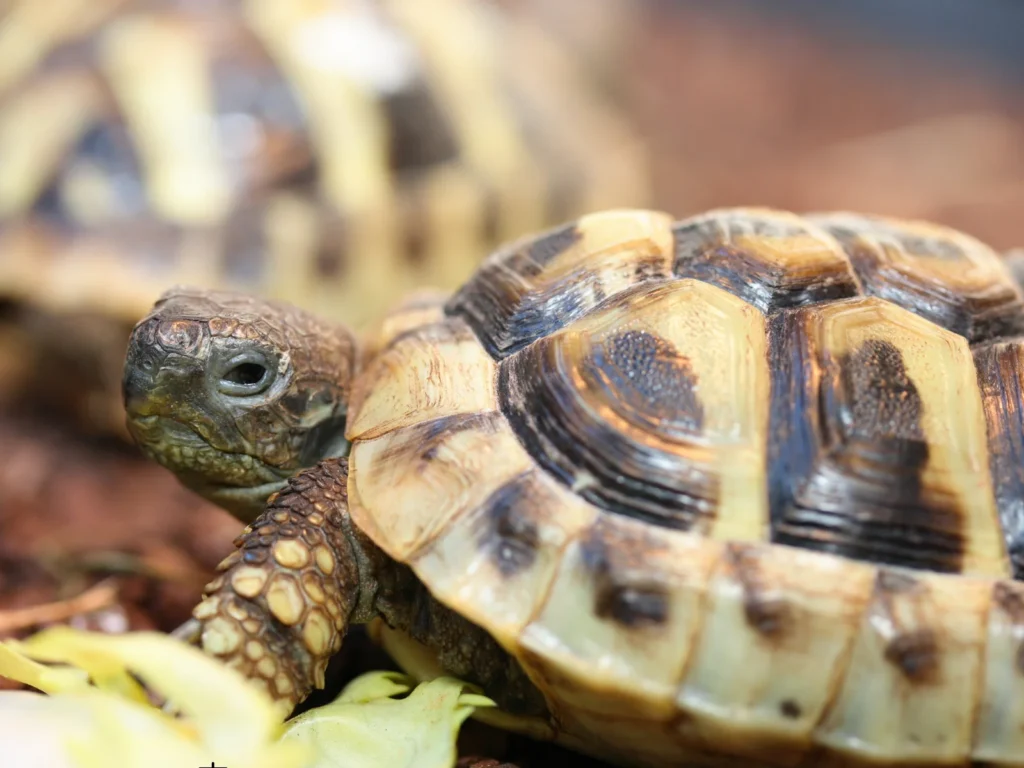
517;512;721;720
445;209;675;359
409;466;596;649
350;206;1024;766
815;569;991;763
498;277;770;539
675;542;875;761
812;212;1024;343
672;207;861;312
766;295;1008;579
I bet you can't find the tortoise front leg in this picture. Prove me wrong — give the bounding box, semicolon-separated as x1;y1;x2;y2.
190;457;376;711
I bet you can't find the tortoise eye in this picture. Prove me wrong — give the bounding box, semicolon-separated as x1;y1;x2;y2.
217;354;272;396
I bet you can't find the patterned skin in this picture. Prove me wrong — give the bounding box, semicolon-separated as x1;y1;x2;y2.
125;208;1024;767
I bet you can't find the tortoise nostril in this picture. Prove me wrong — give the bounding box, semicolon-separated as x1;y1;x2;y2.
122;368;151;413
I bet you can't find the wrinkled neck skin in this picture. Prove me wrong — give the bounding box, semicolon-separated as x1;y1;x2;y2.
122;287;359;522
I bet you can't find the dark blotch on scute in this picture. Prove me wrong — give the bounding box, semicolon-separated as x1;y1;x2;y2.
993;581;1024;622
476;474;541;577
884;629;940;684
743;597;793;639
590;330;704;434
768;315;966;574
727;545;794;640
844;339;925;443
779;700;802;719
594;583;669;628
992;582;1024;674
581;527;670;630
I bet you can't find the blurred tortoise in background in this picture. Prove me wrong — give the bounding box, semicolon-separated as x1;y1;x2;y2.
121;206;1024;767
0;0;647;437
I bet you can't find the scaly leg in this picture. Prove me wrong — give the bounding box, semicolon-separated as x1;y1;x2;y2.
189;457;373;711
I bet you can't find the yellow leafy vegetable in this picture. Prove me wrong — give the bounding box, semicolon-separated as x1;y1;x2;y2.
0;628;498;768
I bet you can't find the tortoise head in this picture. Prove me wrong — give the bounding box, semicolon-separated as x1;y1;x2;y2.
123;287;357;521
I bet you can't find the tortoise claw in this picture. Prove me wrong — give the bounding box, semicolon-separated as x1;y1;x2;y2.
170;617;202;645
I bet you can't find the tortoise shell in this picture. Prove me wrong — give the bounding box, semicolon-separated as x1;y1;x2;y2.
0;0;646;434
344;208;1024;767
0;0;647;326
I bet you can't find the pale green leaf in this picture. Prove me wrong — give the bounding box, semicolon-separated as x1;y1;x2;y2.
281;671;497;768
336;669;412;704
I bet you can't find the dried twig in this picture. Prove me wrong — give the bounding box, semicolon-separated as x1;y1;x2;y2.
0;578;119;634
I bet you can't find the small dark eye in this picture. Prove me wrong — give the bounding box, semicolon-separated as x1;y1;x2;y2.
222;362;266;386
217;356;273;396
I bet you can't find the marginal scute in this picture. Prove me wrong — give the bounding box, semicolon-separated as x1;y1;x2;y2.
672;207;860;311
676;543;875;760
815;568;991;762
360;288;449;359
812;212;1024;343
348;411;535;562
409;466;596;649
768;296;1009;578
446;209;675;359
500;278;769;538
517;512;721;721
975;580;1024;762
346;316;498;441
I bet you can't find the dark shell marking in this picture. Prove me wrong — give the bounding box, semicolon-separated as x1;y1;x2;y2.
768;314;966;573
673;211;861;311
992;581;1024;674
974;340;1024;579
727;544;795;640
446;212;675;359
453;207;1018;582
445;224;586;358
499;304;718;532
871;570;943;684
580;520;672;629
814;214;1024;344
473;472;545;578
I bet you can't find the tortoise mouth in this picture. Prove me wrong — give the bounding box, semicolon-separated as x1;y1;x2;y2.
127;413;292;499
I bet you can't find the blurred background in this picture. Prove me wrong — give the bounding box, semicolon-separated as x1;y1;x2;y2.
1;0;1022;763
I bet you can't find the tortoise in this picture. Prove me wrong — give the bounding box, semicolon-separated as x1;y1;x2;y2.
121;206;1024;767
0;0;647;436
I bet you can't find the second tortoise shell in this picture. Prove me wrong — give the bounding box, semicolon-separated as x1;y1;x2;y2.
340;207;1024;767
